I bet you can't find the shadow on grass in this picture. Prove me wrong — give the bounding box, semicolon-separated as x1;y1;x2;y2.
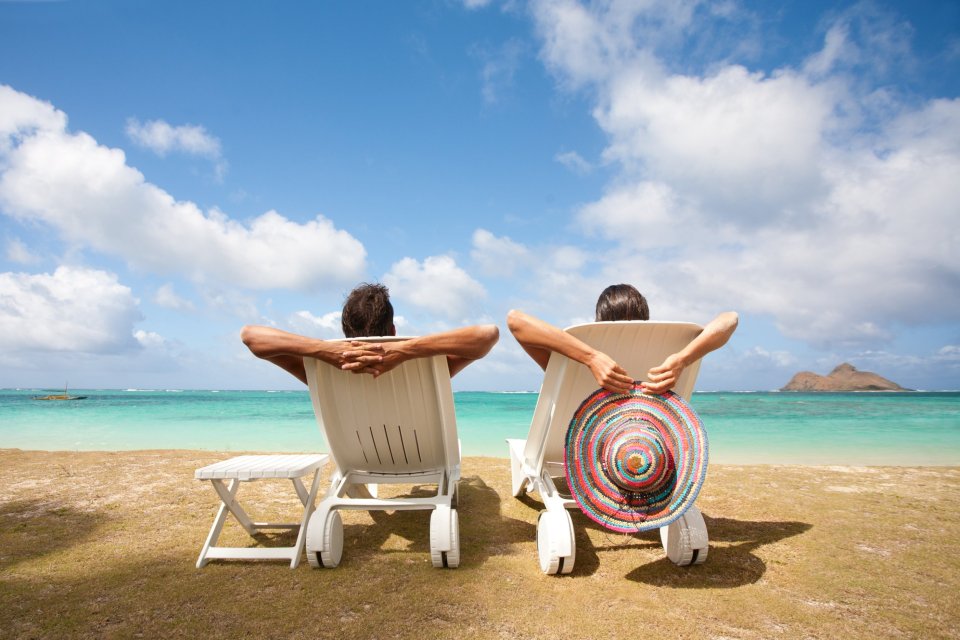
0;498;107;569
332;474;534;567
507;494;811;584
623;515;813;587
0;546;496;640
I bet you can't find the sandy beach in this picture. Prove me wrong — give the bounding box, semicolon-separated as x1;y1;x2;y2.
1;449;958;639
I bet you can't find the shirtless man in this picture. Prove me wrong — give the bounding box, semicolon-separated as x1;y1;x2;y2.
507;284;738;394
241;283;499;384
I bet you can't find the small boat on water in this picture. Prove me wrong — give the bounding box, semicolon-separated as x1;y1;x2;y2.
33;384;88;401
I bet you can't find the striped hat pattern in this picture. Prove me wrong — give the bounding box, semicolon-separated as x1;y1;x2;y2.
564;385;708;533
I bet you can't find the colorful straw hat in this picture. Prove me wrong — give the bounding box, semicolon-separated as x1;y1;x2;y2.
565;385;708;533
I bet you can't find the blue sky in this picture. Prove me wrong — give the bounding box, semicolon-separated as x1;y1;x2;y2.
1;0;958;392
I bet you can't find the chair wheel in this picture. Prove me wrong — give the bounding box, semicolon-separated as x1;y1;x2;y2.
536;510;576;575
660;504;708;566
307;510;343;568
430;508;460;568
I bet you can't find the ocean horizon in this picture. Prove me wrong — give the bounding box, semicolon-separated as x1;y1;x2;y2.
3;388;959;466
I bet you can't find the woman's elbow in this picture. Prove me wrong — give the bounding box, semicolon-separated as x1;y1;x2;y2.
714;312;739;342
723;311;739;332
506;309;527;335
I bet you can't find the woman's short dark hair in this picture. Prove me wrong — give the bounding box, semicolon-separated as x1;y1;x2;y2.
595;284;649;322
341;283;394;338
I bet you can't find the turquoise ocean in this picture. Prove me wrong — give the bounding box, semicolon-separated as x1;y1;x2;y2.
2;389;959;465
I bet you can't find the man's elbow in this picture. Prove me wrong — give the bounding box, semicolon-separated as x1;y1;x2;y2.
478;324;500;355
240;325;266;355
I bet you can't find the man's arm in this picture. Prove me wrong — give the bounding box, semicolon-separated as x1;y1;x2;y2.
642;311;739;394
506;309;634;394
240;325;365;384
344;324;500;378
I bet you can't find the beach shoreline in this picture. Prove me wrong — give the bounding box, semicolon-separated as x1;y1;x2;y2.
2;448;958;639
4;389;959;466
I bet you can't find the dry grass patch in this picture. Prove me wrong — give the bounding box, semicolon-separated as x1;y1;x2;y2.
1;450;958;639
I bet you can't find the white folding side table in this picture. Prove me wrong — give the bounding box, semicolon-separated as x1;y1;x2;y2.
195;454;329;569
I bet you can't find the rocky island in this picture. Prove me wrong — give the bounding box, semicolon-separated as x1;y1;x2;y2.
781;363;909;392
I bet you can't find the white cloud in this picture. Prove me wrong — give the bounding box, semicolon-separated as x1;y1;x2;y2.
470;224;614;324
0;266;142;353
803;3;915;79
153;283;195;312
531;0;619;89
530;1;960;349
462;0;493;9
200;288;260;320
0;86;367;292
134;329;165;348
125;118;221;158
0;84;66;154
384;255;486;319
469;227;612;323
598;65;834;221
742;346;797;369
288;309;342;338
5;237;40;264
804;21;853;78
474;38;526;105
126;117;227;179
579;180;690;246
554;150;592;174
471;228;529;277
938;345;960;360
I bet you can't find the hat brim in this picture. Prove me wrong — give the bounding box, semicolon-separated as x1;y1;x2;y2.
564;385;708;533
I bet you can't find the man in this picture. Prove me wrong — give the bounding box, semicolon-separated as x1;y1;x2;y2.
507;284;738;394
242;283;499;384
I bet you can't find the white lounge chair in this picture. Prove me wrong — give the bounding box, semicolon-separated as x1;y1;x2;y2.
303;338;461;568
195;453;329;569
507;321;710;574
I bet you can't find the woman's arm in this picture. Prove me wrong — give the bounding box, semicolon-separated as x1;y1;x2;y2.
642;311;739;393
506;309;634;394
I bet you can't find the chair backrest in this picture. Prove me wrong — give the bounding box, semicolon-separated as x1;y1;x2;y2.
304;337;459;477
524;321;705;475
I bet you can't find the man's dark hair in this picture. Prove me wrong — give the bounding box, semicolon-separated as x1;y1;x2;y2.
341;283;395;338
595;284;649;322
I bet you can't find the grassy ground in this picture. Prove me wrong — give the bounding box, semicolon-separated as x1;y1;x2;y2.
1;449;958;639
